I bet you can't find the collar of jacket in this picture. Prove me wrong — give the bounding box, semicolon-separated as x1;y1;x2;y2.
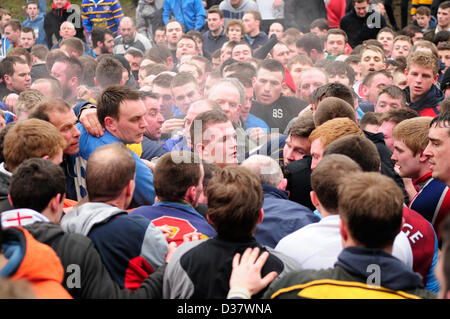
153;201;205;220
262;184;289;200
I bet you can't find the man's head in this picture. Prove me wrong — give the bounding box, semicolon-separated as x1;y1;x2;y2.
415;6;431;30
97;85;147;144
95;56;124;89
207;7;224;34
184;98;221;145
50;55;83;101
166;19;184;49
225;19;244;42
207;78;244;124
29;98;81;156
86;143;136;208
0;8;11;33
231;41;253;62
176;35;200;61
9;158;65;223
296;67;328;103
326;29;348;57
59;21;76;39
14;89;46;121
242;11;261;36
253;59;285;105
91;27;114;54
309;117;364;170
153;151;203;206
30;78;62;99
377;107;420;152
190;109;237;167
271;42;291;66
339;171;404;250
283;115;315;165
353;0;371;17
311;154;362;215
296;33;324;63
360;70;393;104
438;41;450;73
287;55;313;86
423;112;450;185
118;17;136;43
406;51;439;103
268;22;284;40
140;91;165;140
359;45;386;77
241;155;287;190
60;37;84;57
153;27;167;45
20;27;36;49
377;27;395;57
374;85;406;113
310;82;356;114
4;19;21;46
437;1;450;30
313;97;357;126
391;116;433;180
3;119;65;172
53;0;68;9
171;72;202;115
324;61;355;87
391;35;413;59
206;165;263;240
1;56;31;93
310;18;329;37
151;72;175;118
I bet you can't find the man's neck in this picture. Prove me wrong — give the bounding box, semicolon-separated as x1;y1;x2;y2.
248;29;260;38
438;24;449;32
103;198;128;210
210;27;223;37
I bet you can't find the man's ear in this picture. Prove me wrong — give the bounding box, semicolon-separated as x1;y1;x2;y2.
278;178;287;191
257;208;264;224
310;190;320;208
433;72;439;84
7;193;14;208
3;74;11;86
50;193;62;213
104;116;116;132
184;185;196;206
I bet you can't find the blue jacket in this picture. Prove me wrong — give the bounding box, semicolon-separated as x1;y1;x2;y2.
245;113;270;133
162;0;206;32
81;0;124;38
130;201;216;246
77;124;156;206
22;13;47;45
254;184;320;248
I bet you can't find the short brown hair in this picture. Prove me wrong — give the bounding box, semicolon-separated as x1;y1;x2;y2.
95;56;124;88
313;97;357;126
4;119;66;172
97;85;141;127
153;151;201;202
206;165;263;240
288;113;315;138
311;154;361;213
309;117;364;149
338;172;404;248
393;116;433;156
407;49;439;75
378;107;420;125
15;89;46;120
190;109;230;147
29;98;71;122
60;37;85;57
375;85;406;106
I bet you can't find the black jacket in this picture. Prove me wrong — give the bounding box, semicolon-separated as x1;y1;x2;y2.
25;222;165;299
284;0;327;33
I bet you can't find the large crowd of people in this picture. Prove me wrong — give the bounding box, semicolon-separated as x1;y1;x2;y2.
0;0;449;301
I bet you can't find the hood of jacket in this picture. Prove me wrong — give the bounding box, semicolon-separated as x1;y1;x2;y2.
404;84;444;112
52;1;71;17
335;246;423;291
224;0;254;12
60;202;126;236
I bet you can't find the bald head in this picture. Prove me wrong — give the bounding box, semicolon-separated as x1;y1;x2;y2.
241;154;284;188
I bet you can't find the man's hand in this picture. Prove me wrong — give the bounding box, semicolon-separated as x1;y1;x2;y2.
248;127;267;144
4;93;18;113
161;118;185;134
79;108;104;137
229;247;278;297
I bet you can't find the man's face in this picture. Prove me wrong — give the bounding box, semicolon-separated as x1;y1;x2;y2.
26;4;39;20
231;44;252;62
439;49;450;72
283;134;311;165
166;21;183;46
154;30;167;45
54;0;67;9
143;96;164;140
0;14;11;29
176;38;198;61
377;120;396;152
268;23;283;40
354;0;369;17
393;70;408;89
152;84;174;116
207;13;224;33
184;102;214;143
226;25;243;42
4;25;20;45
51;61;72;98
242;13;257;34
391;40;411;59
406;64;437;102
364;73;393;104
208;85;242;124
200;121;237;167
109;99;147;144
374;93;403;113
391;139;422;179
326;34;346;57
360;49;385;77
415;14;430;28
230;0;243;8
377;31;394;55
124;53;142;71
5;62;31;92
101;33;115;54
253;68;283;105
310;138;324;170
240;86;253;121
48;109;81;155
59;23;76;38
172;82;202;114
424;124;450;185
20;31;35;49
328;72;351;86
220;45;232;62
289;62;311;87
119;20;136;43
272;43;290;66
296;69;328;103
437;7;450;28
